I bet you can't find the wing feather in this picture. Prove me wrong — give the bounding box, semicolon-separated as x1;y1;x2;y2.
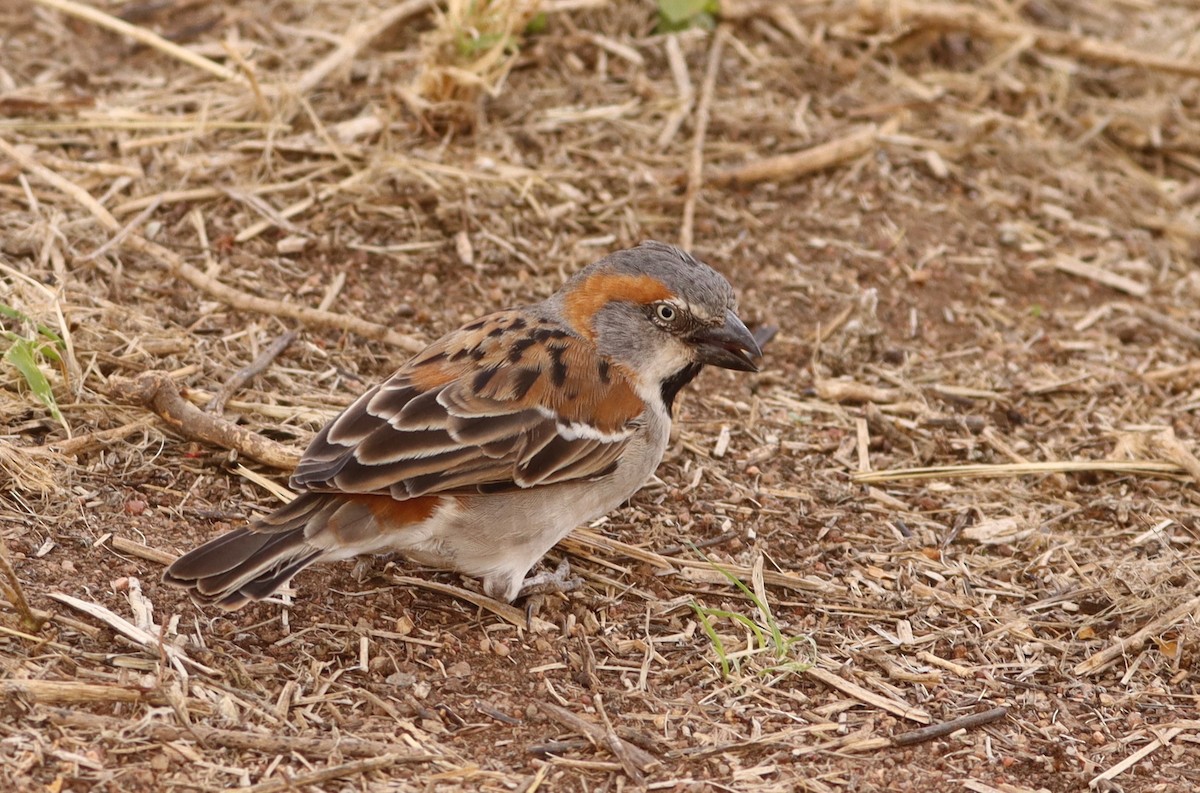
290;310;645;498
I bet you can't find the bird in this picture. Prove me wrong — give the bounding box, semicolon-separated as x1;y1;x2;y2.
163;240;761;610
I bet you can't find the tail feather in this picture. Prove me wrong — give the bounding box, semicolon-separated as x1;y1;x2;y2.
163;493;336;610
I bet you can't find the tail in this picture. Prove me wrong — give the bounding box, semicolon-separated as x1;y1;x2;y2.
163;493;345;610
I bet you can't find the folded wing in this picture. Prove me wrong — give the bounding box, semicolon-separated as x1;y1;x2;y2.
291;310;645;498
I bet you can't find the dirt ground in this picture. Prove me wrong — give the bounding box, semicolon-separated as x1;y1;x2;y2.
3;0;1200;791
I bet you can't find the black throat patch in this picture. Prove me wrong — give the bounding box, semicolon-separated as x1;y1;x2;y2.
660;362;704;416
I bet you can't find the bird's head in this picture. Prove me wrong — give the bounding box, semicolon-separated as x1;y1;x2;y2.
553;240;761;407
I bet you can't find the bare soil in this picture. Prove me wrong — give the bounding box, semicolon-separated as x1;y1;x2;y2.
3;1;1200;791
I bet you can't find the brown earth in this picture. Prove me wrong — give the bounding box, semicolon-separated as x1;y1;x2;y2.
3;1;1200;791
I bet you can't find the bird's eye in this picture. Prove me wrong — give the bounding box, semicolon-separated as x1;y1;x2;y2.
655;303;676;322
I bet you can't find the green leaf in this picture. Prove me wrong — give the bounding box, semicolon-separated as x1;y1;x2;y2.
659;0;709;24
524;12;547;35
4;338;66;428
657;0;719;31
0;302;63;347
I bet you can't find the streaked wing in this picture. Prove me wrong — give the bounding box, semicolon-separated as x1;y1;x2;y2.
291;310;645;498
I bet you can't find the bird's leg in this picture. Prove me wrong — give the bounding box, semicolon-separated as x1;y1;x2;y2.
517;557;582;598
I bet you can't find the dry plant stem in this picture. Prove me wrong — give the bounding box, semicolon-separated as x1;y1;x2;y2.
292;0;437;99
593;693;650;784
0;137;426;353
110;536;177;567
1;679;166;705
890;706;1008;747
804;666;932;724
108;371;302;470
853;460;1183;483
0;539;44;633
1151;431;1200;487
31;0;240;82
537;701;659;772
207;329;299;415
855;0;1200;78
564;528;825;594
48;591;220;676
1091;727;1186;787
234;754;419;793
45;708;439;760
712;118;900;186
151;247;423;351
389;575;555;633
42;418;155;457
1074;593;1200;676
680;26;728;251
1122;302;1200;347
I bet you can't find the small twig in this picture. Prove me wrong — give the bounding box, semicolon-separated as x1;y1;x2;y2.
81;197;161;262
108;371;302;470
657;531;738;557
854;0;1200;78
655;34;694;150
711;119;900;186
389;575;555;633
0;539;45;633
47;591;220;676
40;418;155;457
207;329;299;415
1;679;166;705
854;460;1184;484
1074;593;1200;676
109;535;177;567
293;0;437;98
752;324;779;350
30;0;240;82
1121;302;1200;347
1050;256;1148;298
593;693;647;784
816;379;902;404
680;26;728;251
890;706;1008;747
233;754;416;793
537;701;660;773
1090;727;1186;787
804;666;932;724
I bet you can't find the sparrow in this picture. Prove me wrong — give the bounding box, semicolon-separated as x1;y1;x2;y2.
163;240;761;610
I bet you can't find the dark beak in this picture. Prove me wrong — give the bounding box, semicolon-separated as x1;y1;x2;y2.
691;310;762;372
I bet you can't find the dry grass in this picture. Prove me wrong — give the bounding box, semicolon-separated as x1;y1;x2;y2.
3;0;1200;790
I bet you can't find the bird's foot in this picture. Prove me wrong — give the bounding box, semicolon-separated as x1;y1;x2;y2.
518;558;582;598
518;559;582;629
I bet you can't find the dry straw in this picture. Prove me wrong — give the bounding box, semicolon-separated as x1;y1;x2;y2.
3;0;1200;789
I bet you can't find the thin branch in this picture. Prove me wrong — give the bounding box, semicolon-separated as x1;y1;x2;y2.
1074;593;1200;676
680;26;728;251
711;119;900;186
537;701;660;772
890;706;1008;747
855;0;1200;79
31;0;240;82
108;371;302;470
207;329;299;415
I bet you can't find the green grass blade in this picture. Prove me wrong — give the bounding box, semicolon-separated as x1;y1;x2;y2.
0;302;64;346
690;603;732;679
4;338;66;428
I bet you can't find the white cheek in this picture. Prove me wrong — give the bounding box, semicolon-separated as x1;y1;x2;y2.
632;337;694;404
